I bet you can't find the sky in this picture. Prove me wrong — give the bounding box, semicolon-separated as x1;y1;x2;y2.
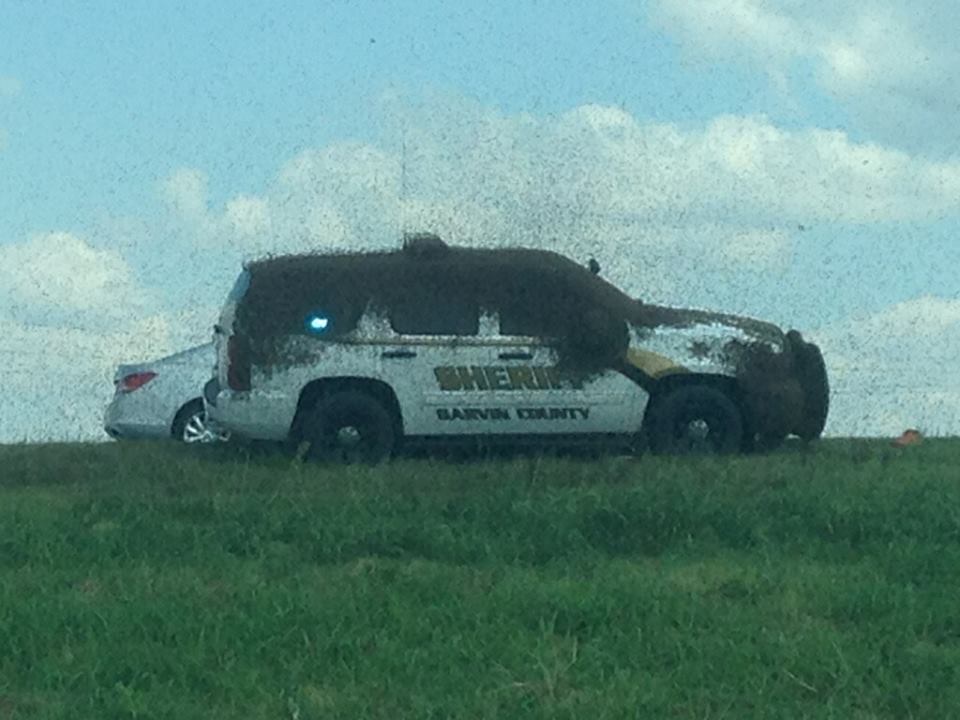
2;0;960;441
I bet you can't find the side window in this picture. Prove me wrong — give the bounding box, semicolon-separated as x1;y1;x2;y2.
497;274;568;339
299;294;363;337
287;273;366;339
499;301;561;338
388;284;479;336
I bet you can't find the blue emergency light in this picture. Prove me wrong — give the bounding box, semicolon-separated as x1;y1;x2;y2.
305;312;331;334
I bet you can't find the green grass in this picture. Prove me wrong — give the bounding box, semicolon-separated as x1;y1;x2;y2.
1;439;960;718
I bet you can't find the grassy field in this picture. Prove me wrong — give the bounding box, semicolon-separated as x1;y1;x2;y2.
1;439;960;719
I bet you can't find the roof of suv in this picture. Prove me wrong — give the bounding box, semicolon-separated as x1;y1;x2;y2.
242;243;637;317
235;241;638;372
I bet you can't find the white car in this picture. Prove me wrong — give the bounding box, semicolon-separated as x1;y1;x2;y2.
205;234;828;461
104;343;229;444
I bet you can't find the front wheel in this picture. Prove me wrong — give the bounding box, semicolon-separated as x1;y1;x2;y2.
300;391;396;464
646;385;744;455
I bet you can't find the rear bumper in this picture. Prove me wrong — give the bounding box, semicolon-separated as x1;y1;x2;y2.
103;397;171;440
103;422;170;440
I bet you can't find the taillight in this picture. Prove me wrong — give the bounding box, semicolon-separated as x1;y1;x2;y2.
227;335;251;391
118;371;157;393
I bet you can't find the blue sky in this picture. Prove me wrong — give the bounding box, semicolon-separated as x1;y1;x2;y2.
2;0;960;440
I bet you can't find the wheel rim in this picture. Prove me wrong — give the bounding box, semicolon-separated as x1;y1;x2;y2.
182;413;209;443
320;416;382;462
336;425;362;447
182;411;230;444
671;404;731;454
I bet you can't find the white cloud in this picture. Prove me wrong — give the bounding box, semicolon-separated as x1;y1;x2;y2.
821;41;870;86
0;232;216;442
810;295;960;437
0;232;154;326
161;168;209;220
0;230;217;442
650;0;805;64
225;195;271;238
0;313;173;443
162;99;960;284
649;0;960;155
392;99;960;229
151;96;960;323
853;296;960;339
0;301;221;443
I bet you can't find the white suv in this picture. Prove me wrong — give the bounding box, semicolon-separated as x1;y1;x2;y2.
204;235;828;461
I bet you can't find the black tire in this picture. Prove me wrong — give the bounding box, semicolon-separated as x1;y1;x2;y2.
790;333;830;441
300;391;396;464
646;385;744;455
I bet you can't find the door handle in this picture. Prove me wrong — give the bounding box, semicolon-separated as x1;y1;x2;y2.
382;349;417;359
499;351;533;360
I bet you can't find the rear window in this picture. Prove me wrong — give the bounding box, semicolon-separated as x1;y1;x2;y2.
389;293;479;336
236;266;370;342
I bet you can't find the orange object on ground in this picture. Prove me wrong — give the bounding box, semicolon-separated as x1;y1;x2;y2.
892;429;923;447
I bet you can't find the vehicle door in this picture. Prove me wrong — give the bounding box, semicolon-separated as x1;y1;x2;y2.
489;271;649;435
378;275;498;436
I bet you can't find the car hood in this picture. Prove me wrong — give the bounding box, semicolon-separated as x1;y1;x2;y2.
632;304;786;346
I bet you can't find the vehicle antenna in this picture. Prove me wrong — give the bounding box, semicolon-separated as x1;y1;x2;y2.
400;126;408;240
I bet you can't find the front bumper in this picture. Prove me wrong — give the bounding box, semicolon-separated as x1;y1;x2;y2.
737;330;829;441
786;331;830;440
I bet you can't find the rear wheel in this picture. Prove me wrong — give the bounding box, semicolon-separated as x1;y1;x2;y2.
646;385;744;455
300;391;396;464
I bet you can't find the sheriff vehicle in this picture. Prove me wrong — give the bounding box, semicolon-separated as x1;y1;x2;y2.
204;234;828;462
